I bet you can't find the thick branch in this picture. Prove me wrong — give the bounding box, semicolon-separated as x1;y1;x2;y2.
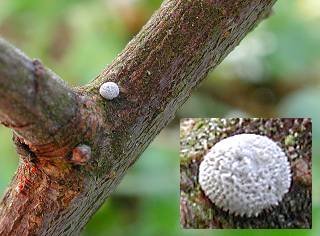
0;0;276;235
0;38;79;146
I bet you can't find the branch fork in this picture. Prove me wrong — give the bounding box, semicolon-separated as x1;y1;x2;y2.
0;0;276;234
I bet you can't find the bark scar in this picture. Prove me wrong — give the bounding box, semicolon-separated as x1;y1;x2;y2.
13;135;37;162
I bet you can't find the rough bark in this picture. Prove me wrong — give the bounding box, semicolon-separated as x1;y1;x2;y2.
180;118;312;228
0;0;276;235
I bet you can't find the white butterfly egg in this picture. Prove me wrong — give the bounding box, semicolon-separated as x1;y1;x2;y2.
99;82;120;100
199;134;292;217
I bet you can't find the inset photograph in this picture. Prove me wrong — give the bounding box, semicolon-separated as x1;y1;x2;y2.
180;118;311;229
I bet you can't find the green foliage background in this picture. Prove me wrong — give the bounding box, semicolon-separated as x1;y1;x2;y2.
0;0;319;235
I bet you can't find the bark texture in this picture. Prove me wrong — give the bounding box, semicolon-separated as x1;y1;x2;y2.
0;0;276;235
180;118;312;228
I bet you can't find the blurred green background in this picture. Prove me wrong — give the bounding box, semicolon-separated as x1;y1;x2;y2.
0;0;319;235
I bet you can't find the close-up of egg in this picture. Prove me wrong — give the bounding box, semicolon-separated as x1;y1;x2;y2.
180;118;311;229
199;134;292;217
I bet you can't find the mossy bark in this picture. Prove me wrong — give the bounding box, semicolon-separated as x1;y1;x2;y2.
180;118;312;228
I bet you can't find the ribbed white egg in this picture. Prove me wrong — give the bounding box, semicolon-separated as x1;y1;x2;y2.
99;82;120;100
199;134;291;217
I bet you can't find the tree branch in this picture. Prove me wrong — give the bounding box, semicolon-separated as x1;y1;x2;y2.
0;38;79;147
0;0;276;235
